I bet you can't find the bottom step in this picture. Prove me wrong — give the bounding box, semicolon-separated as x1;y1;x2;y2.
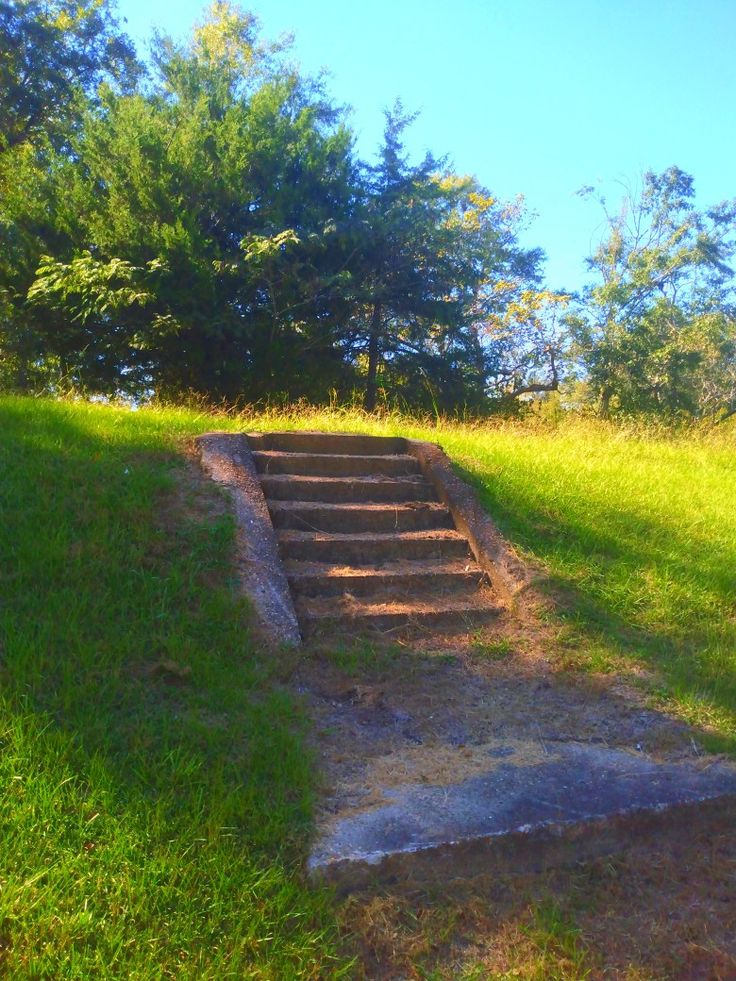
298;593;502;635
309;741;736;892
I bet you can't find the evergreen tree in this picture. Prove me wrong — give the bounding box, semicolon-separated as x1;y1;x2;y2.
0;0;138;153
8;3;357;398
344;102;541;411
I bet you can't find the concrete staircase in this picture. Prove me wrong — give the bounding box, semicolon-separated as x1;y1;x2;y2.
246;432;502;637
198;431;736;892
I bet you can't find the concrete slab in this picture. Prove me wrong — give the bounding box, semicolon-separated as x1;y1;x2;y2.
260;473;435;503
298;592;502;635
247;431;408;456
285;559;486;597
309;741;736;891
268;500;454;533
407;438;530;604
276;529;472;564
251;450;421;477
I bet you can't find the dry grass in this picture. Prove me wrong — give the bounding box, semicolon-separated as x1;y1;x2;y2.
339;807;736;979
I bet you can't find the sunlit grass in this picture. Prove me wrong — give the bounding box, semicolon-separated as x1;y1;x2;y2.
1;393;734;976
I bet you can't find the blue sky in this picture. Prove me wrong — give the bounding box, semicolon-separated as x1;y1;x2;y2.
117;0;736;292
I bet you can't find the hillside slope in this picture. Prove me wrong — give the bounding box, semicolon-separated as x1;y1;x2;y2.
1;395;734;977
0;396;349;977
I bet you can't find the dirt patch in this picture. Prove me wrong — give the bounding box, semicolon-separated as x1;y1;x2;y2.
339;808;736;979
297;604;702;834
165;442;232;528
297;588;736;976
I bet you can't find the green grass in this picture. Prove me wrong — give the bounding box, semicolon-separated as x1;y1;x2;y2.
1;394;735;977
0;396;351;978
449;419;736;745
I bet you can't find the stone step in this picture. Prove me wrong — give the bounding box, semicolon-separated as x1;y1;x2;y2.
309;742;736;891
269;501;453;534
252;450;422;478
285;558;487;597
277;529;473;565
260;473;435;504
247;431;407;456
297;591;502;635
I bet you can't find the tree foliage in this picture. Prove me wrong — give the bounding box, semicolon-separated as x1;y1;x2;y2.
2;3;734;419
337;103;542;411
4;4;358;398
1;3;547;408
572;168;736;420
0;0;139;153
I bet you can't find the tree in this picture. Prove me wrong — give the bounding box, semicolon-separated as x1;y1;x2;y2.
572;167;736;419
343;103;542;411
0;0;139;153
482;287;570;402
10;3;357;399
1;4;550;411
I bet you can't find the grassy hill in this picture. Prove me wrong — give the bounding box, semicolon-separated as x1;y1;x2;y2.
1;395;734;977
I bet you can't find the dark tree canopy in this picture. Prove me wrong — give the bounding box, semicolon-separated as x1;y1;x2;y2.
0;0;139;153
337;102;542;411
1;4;546;408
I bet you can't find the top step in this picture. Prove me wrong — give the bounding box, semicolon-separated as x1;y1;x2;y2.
247;431;408;456
252;450;421;478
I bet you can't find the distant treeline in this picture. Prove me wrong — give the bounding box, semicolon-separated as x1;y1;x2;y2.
1;1;735;419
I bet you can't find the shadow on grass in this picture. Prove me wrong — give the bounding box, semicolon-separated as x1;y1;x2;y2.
454;460;736;747
0;398;349;977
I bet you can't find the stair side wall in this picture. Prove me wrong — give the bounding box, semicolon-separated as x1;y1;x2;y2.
195;432;302;646
406;439;530;605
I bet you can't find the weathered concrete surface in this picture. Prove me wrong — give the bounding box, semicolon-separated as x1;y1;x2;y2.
277;529;472;564
260;473;435;503
309;741;736;891
285;558;486;597
407;439;530;603
196;432;301;646
296;593;503;635
268;500;454;533
244;432;530;606
249;434;502;637
252;450;421;477
247;431;408;456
